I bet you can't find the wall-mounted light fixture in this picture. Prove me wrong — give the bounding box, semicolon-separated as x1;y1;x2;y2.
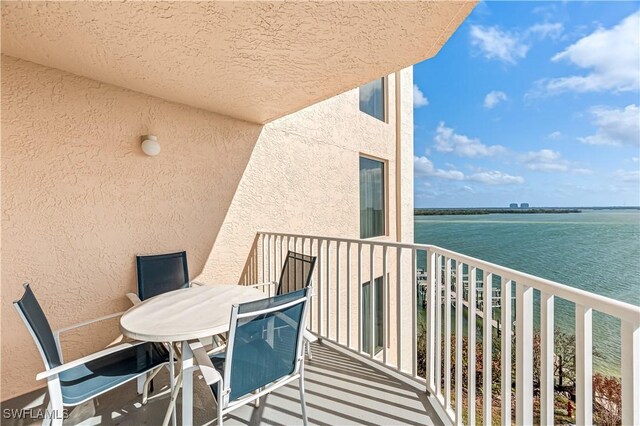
141;135;160;156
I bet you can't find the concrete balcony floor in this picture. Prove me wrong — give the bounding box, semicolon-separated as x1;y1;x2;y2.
2;342;444;425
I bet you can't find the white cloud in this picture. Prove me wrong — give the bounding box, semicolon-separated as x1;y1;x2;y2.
470;25;529;64
547;131;562;140
414;156;524;185
519;149;592;174
579;104;640;146
414;156;464;181
484;90;508;109
544;12;640;94
470;22;563;65
434;122;506;157
614;169;640;183
632;157;639;163
529;22;564;40
413;84;429;108
468;171;525;185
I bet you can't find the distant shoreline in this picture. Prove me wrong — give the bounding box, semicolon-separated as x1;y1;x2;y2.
414;207;640;216
415;208;581;216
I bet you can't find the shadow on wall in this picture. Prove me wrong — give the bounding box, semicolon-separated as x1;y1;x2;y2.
0;55;263;400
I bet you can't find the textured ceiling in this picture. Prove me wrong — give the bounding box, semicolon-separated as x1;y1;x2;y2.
1;1;475;123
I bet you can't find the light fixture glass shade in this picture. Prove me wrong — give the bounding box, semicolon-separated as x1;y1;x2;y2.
141;135;160;156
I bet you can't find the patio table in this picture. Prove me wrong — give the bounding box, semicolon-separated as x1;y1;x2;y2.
120;284;266;426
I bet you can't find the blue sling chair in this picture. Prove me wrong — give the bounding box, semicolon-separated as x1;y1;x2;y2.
250;251;317;358
14;283;170;426
126;251;221;403
189;288;311;426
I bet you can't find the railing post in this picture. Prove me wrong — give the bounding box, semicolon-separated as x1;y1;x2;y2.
397;247;404;372
540;292;555;426
444;258;452;410
370;244;375;359
326;240;332;339
412;249;417;376
347;242;352;349
455;261;464;423
501;278;512;425
575;304;592;426
261;233;266;284
621;320;639;426
357;242;363;354
317;239;324;336
336;241;341;344
435;254;443;399
382;245;388;365
516;282;533;426
467;266;477;426
267;234;272;282
426;249;435;391
483;271;493;425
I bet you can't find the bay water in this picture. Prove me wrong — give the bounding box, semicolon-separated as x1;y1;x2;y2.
414;209;640;376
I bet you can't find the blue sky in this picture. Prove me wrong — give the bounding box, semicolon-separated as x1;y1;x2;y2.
413;1;640;208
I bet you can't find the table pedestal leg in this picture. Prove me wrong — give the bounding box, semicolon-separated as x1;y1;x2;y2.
181;341;194;425
165;343;178;426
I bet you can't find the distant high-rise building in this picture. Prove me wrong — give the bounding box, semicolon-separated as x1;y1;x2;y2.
520;203;530;208
509;203;518;208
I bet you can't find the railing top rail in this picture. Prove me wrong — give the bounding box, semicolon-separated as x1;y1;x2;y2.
258;230;640;324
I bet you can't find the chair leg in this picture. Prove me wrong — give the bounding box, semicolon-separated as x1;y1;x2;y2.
217;382;224;426
42;401;53;426
306;339;313;360
47;380;64;426
136;375;145;395
299;374;308;426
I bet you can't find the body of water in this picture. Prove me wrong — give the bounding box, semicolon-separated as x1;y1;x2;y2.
414;209;640;375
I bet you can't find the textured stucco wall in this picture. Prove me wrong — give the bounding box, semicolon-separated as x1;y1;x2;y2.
1;56;413;400
1;1;474;123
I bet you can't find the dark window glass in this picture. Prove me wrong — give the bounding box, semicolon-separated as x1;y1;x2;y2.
362;276;384;355
360;157;385;239
359;78;385;121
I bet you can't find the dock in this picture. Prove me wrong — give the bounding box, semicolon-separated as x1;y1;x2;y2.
417;268;514;335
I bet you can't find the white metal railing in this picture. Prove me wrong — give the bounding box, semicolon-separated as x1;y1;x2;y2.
240;231;640;425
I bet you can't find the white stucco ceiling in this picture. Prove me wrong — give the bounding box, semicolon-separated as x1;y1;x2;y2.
1;1;475;124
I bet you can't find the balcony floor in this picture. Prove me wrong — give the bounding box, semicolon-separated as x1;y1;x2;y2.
2;342;444;425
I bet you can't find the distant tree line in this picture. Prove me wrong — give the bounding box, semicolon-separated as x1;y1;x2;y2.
415;208;581;216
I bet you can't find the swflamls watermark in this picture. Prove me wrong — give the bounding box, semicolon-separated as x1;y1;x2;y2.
2;408;69;420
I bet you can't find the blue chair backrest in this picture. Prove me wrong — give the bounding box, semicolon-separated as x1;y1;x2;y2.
225;288;309;402
277;251;316;296
13;284;62;369
136;251;189;301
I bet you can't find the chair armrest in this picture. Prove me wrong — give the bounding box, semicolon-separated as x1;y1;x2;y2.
126;292;142;305
247;281;278;289
303;329;318;343
188;340;222;386
36;342;146;381
55;311;124;336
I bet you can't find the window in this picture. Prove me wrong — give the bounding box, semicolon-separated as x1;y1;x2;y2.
359;78;385;121
360;157;385;239
362;276;384;355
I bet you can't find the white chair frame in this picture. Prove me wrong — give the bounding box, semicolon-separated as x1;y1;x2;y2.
14;304;168;426
189;291;310;426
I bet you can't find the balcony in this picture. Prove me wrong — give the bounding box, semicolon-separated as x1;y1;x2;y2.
2;342;443;426
3;231;638;425
241;231;640;425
